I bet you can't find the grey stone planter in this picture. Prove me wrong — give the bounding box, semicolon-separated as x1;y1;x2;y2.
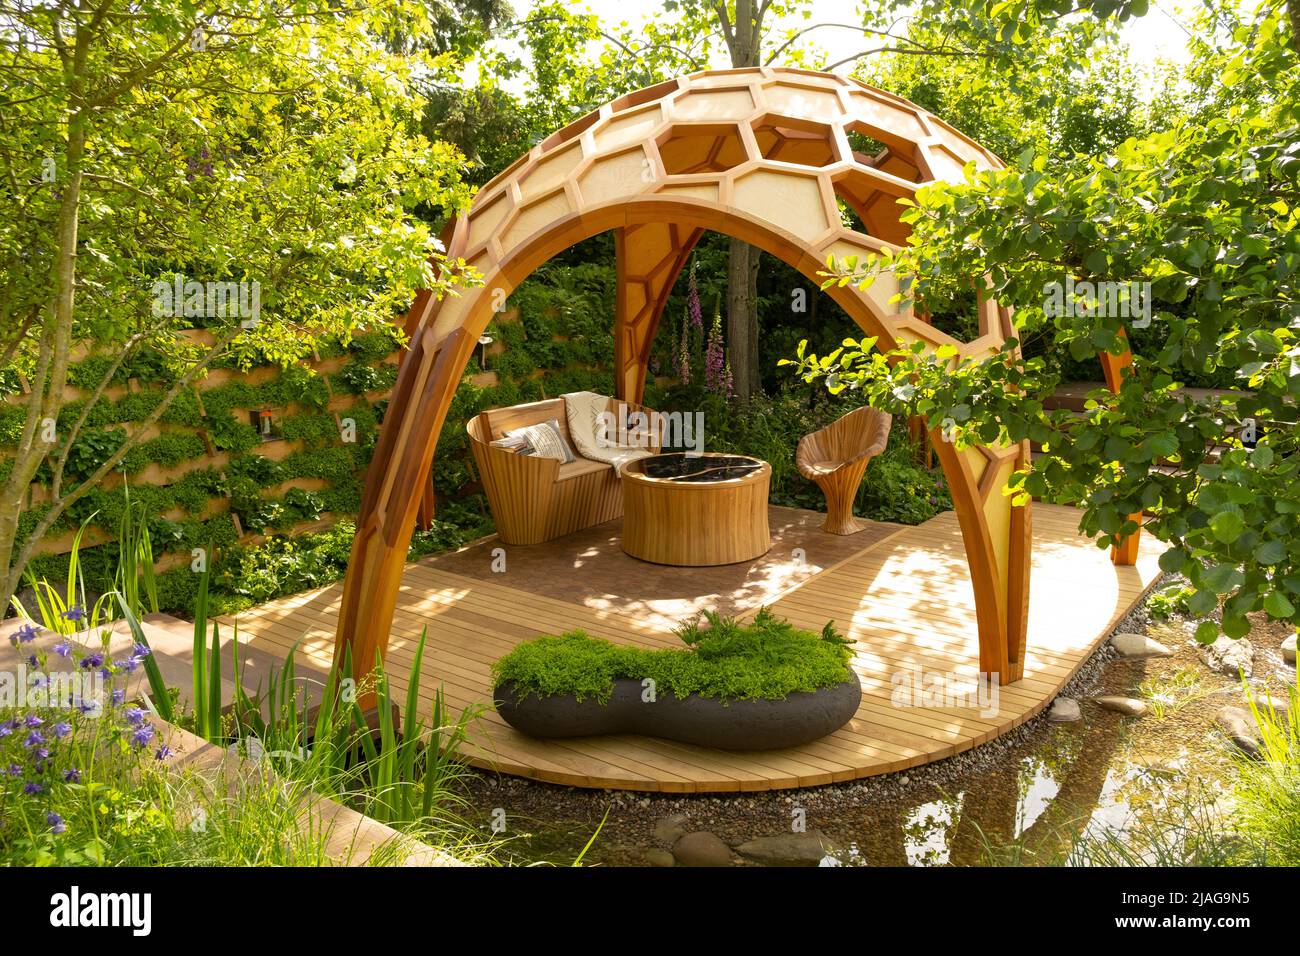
493;673;861;751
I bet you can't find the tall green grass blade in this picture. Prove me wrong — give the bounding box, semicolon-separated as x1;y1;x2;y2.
139;513;159;614
207;620;222;741
114;593;175;723
192;547;212;737
64;515;90;614
572;808;608;866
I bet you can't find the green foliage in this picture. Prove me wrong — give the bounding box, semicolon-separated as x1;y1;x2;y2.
279;412;342;449
857;436;953;525
212;520;362;604
492;609;854;704
1147;581;1193;621
3;605;491;865
791;2;1300;641
334;362;399;396
0;0;483;609
1235;675;1300;864
119;432;209;474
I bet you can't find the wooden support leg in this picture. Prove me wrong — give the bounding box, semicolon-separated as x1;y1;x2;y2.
931;436;1033;685
1101;344;1141;567
1111;512;1142;566
814;460;869;535
614;223;702;404
415;474;435;531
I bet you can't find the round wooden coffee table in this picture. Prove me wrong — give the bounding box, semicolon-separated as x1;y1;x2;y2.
621;453;771;566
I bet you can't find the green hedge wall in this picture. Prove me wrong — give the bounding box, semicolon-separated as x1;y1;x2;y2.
4;261;623;617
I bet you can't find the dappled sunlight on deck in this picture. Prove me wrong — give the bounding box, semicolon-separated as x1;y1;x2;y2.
218;503;1162;792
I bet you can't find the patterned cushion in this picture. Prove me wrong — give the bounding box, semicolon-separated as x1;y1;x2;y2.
504;418;575;463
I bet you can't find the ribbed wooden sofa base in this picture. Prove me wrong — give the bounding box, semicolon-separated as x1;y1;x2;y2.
467;397;658;546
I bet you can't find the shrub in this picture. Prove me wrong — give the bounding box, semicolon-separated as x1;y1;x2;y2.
335;362;398;396
491;608;854;704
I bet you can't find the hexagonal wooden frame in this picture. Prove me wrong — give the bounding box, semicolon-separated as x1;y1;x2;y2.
334;67;1139;689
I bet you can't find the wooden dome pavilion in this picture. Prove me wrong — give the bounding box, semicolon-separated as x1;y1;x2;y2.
331;67;1138;688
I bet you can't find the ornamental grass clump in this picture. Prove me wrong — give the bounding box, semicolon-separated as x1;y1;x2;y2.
492;608;854;705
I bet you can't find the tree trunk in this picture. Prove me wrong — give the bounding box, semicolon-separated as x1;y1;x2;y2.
716;0;765;404
0;54;89;619
725;237;760;402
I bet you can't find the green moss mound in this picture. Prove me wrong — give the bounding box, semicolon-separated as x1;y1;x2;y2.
491;608;854;704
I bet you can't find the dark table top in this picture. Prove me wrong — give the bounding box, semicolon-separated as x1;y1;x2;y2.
632;452;766;483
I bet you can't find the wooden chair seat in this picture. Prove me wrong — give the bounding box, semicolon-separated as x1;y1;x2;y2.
796;405;891;535
557;458;613;482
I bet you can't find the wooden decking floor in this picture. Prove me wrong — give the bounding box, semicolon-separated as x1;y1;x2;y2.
218;503;1162;792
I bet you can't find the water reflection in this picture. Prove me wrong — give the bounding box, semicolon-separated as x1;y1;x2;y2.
472;676;1232;867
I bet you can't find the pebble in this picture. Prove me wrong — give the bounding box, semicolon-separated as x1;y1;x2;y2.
1215;706;1260;757
1093;695;1148;717
1196;636;1254;679
1110;632;1173;659
672;831;733;867
1282;633;1297;666
1047;697;1081;722
644;848;676;867
736;831;841;866
652;814;688;844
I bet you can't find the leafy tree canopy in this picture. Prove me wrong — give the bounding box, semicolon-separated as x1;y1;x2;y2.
790;0;1300;642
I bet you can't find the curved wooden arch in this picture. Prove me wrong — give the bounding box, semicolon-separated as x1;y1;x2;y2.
335;67;1133;687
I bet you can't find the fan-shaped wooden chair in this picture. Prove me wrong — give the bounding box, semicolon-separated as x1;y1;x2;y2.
796;406;892;535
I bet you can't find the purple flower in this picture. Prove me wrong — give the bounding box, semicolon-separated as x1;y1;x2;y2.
111;689;125;705
46;811;65;835
24;730;45;748
704;310;732;397
155;745;173;761
62;605;85;623
132;643;152;659
26;654;38;667
6;763;22;776
687;266;703;331
51;722;71;739
23;781;43;795
53;640;72;658
63;768;81;783
15;622;41;643
80;652;104;669
130;724;155;749
25;715;44;728
117;656;140;674
78;699;100;714
124;707;145;727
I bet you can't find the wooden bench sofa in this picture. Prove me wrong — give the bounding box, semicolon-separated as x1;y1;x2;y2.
466;396;660;545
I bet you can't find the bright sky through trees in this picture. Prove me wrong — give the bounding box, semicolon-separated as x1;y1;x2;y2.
474;0;1198;97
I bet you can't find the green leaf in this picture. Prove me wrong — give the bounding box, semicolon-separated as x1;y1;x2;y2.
1254;539;1286;565
1222;614;1251;640
1200;563;1242;593
1158;548;1189;573
1263;590;1295;619
1186;589;1218;616
1209;510;1246;543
